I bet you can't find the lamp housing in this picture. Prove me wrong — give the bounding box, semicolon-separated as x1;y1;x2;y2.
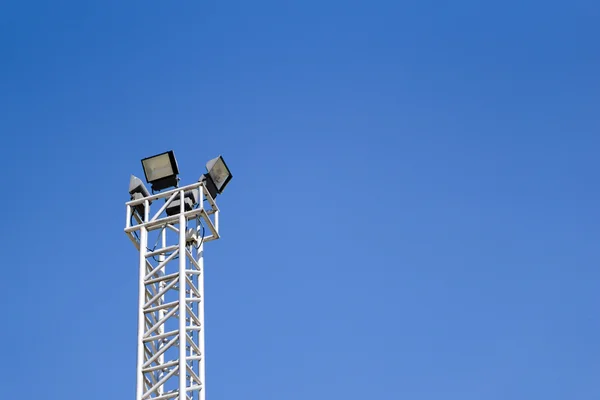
166;189;199;216
199;173;218;201
141;150;180;192
205;155;233;195
129;175;152;217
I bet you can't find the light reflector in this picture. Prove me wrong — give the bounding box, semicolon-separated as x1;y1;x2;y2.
206;155;233;194
141;150;180;191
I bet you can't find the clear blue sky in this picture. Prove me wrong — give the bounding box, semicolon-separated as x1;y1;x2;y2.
1;1;599;399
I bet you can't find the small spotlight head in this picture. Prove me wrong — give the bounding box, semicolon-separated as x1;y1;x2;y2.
128;175;152;217
141;150;180;192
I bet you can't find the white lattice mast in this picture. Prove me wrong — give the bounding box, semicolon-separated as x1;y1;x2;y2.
125;152;231;400
125;182;219;400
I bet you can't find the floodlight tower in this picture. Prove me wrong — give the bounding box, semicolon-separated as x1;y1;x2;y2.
125;151;233;400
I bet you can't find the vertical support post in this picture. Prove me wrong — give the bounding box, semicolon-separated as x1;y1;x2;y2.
126;204;132;230
197;240;206;400
135;200;149;400
157;226;166;397
197;188;206;400
214;208;219;236
178;190;187;400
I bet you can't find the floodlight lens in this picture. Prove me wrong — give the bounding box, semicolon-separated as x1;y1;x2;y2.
206;156;232;193
142;153;175;182
209;159;228;190
141;151;180;191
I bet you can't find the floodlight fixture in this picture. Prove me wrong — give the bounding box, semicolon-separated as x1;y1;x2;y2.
200;155;233;200
128;175;152;217
166;188;199;216
206;155;233;194
141;150;180;192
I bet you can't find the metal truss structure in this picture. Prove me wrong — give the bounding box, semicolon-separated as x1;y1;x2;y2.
125;182;220;400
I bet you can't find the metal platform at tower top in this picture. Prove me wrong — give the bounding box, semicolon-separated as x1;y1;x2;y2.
125;181;220;400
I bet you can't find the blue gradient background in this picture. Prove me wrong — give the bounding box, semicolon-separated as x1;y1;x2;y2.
1;1;599;399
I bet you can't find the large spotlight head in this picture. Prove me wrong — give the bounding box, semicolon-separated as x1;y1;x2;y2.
129;175;152;217
205;155;233;194
141;150;180;192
